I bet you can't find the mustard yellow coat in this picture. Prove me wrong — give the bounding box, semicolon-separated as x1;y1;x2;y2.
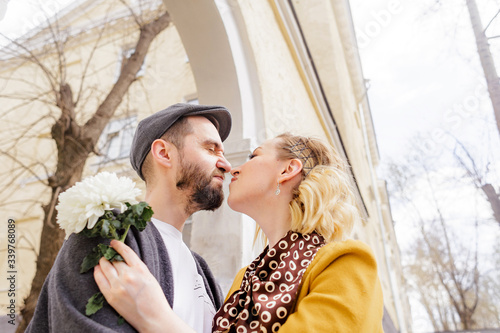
226;239;384;332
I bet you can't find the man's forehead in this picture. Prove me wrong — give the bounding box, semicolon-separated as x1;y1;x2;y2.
186;115;219;131
183;116;223;146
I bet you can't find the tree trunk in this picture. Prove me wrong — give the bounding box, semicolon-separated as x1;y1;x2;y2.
466;0;500;138
16;10;171;332
481;183;500;224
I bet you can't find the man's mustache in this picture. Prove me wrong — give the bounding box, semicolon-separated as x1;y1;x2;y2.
212;170;225;180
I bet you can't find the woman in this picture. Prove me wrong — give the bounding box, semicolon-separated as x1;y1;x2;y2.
94;133;384;332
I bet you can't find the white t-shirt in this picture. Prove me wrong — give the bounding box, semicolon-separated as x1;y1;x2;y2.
151;218;216;333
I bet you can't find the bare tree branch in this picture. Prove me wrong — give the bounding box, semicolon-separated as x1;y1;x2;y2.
75;22;108;106
385;135;498;329
0;3;174;330
0;33;57;93
118;0;143;27
483;9;500;33
0;151;50;186
452;139;500;225
82;10;171;140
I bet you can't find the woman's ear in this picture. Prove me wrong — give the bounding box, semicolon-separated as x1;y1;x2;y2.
279;159;303;183
150;139;176;168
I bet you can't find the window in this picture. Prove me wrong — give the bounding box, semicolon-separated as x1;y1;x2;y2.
98;115;137;163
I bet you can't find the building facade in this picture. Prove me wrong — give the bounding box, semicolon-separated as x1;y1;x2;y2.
0;0;412;331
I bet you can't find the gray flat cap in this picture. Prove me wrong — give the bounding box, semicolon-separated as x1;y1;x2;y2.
130;103;232;180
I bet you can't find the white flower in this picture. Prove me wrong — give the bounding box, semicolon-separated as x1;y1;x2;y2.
56;172;141;238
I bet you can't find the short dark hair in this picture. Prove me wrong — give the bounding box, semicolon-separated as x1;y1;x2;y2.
142;117;193;184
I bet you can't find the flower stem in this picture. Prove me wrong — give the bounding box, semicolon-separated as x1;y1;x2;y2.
118;224;131;242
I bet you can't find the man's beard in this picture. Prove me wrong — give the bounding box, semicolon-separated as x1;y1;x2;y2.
176;160;224;214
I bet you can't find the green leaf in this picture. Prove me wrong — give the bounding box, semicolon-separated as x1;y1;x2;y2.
80;245;104;273
133;202;145;216
101;220;110;237
81;219;103;238
123;215;134;227
80;243;124;274
142;205;153;221
86;292;105;316
111;219;121;228
117;315;125;325
126;202;153;232
110;227;119;240
99;244;118;260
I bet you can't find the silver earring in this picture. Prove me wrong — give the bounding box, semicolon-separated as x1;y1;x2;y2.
275;182;280;195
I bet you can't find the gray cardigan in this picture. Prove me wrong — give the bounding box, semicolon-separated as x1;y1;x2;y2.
26;222;223;332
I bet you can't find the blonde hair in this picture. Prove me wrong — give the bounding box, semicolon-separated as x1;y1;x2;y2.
275;133;360;243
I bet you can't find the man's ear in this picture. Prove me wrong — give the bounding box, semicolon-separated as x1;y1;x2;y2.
279;159;303;183
150;139;176;168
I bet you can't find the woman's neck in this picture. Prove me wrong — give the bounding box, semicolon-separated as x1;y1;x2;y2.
251;200;293;249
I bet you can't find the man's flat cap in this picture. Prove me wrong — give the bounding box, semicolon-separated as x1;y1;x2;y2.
130;103;232;180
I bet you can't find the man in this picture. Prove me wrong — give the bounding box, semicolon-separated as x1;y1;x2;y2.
27;103;232;332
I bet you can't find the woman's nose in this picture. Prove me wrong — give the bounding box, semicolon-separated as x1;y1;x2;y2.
230;167;240;176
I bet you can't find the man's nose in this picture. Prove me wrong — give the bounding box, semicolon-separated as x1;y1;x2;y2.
217;155;232;173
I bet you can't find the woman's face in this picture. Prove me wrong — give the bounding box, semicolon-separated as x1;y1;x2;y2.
228;138;286;214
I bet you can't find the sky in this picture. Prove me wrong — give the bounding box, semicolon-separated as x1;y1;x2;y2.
349;0;500;158
348;0;500;236
2;0;500;331
0;0;74;43
350;0;500;331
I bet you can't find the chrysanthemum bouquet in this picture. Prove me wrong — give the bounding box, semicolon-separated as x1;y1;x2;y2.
56;172;153;319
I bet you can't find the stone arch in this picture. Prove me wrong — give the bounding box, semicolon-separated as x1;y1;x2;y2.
162;0;264;145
